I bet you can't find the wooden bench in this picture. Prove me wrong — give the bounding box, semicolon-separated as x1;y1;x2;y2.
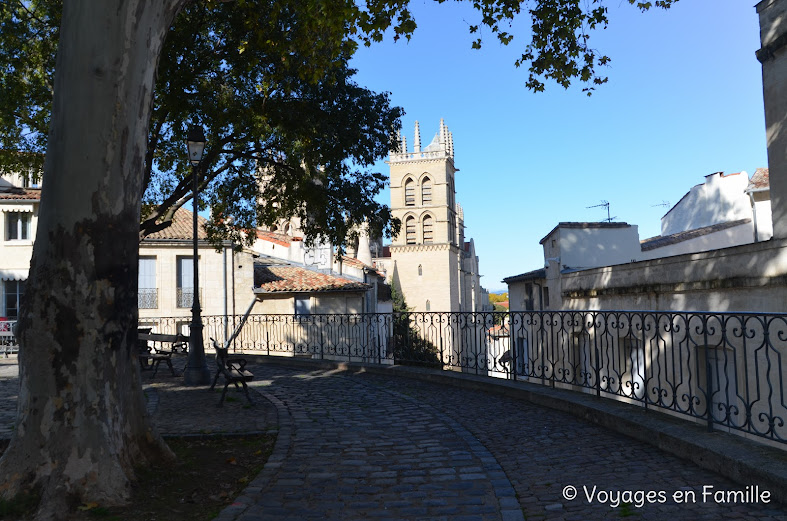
138;330;188;377
209;337;254;406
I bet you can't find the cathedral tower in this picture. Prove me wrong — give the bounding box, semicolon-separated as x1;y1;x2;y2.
387;119;462;312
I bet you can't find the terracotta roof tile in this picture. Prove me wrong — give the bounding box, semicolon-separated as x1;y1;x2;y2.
143;208;208;240
0;187;41;200
747;168;770;191
256;229;300;247
341;255;372;270
254;265;370;293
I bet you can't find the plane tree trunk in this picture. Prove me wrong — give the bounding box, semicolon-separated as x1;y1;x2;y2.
0;2;185;519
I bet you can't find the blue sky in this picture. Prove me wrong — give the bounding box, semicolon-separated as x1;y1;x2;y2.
350;1;768;293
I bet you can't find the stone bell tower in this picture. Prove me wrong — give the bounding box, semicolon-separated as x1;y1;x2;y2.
387;119;462;312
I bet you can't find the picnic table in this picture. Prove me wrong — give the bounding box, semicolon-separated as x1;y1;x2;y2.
138;329;188;377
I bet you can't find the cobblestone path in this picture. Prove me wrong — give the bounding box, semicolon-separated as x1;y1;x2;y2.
220;365;787;521
1;358;786;521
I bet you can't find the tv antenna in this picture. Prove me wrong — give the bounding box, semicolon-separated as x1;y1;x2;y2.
651;200;670;209
587;200;616;222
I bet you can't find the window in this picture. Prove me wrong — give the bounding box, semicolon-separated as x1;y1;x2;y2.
405;216;416;244
138;257;157;309
3;280;25;320
543;287;550;309
295;295;311;315
418;264;423;277
421;177;432;205
422;215;433;243
5;212;31;241
404;178;415;206
425;300;431;311
524;283;534;311
176;256;194;308
21;175;40;189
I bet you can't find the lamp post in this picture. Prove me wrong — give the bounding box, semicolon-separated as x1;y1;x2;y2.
183;125;211;385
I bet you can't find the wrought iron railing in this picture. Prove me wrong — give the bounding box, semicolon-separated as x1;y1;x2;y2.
0;319;18;357
140;310;787;445
138;288;158;309
175;288;202;308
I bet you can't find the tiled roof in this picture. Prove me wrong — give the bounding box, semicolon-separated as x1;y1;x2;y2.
0;187;40;201
256;229;300;247
341;255;373;271
502;268;546;284
540;222;631;244
747;168;770;191
254;265;370;293
143;208;208;240
640;218;751;251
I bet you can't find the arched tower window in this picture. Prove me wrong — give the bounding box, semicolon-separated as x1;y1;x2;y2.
421;176;432;205
422;214;434;244
404;178;415;206
405;216;416;244
426;300;431;311
418;264;423;276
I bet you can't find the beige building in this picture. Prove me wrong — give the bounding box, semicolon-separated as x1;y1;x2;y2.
137;208;256;338
374;119;489;312
0;173;39;321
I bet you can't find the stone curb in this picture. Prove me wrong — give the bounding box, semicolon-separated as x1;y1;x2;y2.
252;355;787;505
213;386;293;521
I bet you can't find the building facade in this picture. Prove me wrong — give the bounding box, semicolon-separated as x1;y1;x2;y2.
0;173;39;321
137;208;256;337
374;119;489;312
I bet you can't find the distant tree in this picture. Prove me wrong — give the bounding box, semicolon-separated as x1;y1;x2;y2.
390;281;441;367
489;293;509;304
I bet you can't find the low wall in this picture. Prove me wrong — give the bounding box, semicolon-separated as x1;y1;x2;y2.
561;237;787;312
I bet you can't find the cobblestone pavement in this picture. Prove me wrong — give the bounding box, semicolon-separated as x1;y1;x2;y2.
2;357;787;521
0;356;278;439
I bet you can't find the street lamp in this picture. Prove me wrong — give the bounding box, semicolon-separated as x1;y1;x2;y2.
183;125;211;385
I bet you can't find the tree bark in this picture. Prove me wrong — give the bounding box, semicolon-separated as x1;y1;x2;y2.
0;1;185;518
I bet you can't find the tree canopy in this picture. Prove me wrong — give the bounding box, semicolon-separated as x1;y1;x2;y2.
0;0;678;253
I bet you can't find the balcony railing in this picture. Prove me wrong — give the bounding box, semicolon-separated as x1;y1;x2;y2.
138;288;158;309
175;288;202;308
140;310;787;445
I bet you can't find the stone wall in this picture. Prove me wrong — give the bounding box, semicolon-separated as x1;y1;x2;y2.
561;238;787;312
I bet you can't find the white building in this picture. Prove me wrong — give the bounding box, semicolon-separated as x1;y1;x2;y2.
137;208;256;333
0;173;40;321
505;170;774;312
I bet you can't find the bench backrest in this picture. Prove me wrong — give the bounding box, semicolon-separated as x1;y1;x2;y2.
139;332;187;343
211;338;230;371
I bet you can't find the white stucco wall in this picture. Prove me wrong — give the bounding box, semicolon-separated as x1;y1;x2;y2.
561;238;787;313
639;221;756;260
661;172;753;236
